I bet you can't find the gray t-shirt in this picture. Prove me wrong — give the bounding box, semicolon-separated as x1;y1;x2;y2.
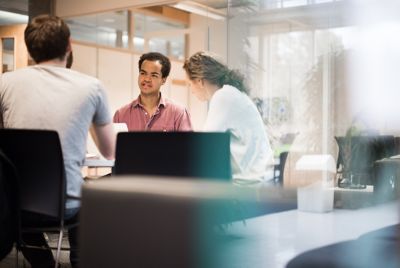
0;65;111;208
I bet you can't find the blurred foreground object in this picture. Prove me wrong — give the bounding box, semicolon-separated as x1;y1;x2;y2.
79;176;296;268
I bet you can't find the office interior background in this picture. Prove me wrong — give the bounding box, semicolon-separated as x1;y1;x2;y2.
1;0;400;189
1;0;400;267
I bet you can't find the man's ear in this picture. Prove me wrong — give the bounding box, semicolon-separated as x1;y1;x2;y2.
67;38;72;53
162;77;167;85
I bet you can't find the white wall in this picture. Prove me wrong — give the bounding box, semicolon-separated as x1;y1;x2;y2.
71;43;97;76
168;61;189;108
98;48;134;114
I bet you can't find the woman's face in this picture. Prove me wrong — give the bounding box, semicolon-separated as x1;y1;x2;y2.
187;76;210;102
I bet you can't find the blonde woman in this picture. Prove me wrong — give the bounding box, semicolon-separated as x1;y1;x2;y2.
183;52;273;183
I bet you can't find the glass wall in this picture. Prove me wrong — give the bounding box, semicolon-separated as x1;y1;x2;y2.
65;9;187;60
65;10;130;49
225;0;400;188
222;0;354;183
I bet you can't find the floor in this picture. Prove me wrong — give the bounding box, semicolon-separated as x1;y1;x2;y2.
0;233;72;268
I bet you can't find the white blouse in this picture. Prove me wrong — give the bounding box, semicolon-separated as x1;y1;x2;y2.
204;85;273;182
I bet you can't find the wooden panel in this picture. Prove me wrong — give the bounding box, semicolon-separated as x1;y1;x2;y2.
139;6;189;25
172;79;186;86
55;0;175;17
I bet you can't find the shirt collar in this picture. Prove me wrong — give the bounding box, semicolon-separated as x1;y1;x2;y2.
132;93;166;109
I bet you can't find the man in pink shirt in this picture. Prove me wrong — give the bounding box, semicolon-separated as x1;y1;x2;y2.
113;52;193;131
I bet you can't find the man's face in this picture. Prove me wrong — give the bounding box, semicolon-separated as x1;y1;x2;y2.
138;60;166;96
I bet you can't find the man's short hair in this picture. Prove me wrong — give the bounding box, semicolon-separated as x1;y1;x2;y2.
24;15;70;64
138;52;171;78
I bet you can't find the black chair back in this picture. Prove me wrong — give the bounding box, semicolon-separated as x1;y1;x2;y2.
0;129;65;218
0;149;19;260
114;132;231;180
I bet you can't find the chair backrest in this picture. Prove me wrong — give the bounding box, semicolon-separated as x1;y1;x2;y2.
0;149;19;260
114;132;232;180
335;135;395;170
80;177;244;268
0;129;66;218
275;151;289;185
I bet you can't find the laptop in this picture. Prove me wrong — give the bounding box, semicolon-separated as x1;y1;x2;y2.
114;131;231;180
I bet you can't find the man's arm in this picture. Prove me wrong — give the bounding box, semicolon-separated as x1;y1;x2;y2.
90;123;116;160
176;108;193;131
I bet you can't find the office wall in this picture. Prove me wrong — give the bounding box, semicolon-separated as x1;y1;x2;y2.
71;43;132;114
71;43;97;77
98;48;134;114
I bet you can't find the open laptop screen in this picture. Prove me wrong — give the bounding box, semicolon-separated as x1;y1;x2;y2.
114;132;231;180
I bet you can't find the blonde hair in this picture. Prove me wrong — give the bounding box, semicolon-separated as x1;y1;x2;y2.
183;51;248;94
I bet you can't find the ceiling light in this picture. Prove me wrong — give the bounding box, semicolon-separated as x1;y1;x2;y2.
171;1;226;20
0;10;28;25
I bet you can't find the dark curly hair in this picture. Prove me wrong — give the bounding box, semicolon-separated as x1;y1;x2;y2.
139;52;171;78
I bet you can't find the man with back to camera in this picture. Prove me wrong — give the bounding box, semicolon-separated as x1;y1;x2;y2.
113;52;193;131
0;15;115;267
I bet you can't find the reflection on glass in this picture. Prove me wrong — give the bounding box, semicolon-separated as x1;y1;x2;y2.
66;10;129;49
149;38;167;56
2;37;14;73
261;0;342;10
65;9;187;59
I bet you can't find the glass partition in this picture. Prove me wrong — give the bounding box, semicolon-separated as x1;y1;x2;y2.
224;0;400;195
65;10;130;49
224;0;354;185
65;9;187;60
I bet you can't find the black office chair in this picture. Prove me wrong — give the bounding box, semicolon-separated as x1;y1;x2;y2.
114;131;232;180
0;129;78;268
273;151;289;186
0;149;19;261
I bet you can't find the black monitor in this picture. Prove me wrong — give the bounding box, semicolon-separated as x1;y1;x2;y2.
114;132;231;180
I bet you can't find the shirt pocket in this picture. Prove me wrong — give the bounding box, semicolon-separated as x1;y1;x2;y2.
151;124;175;132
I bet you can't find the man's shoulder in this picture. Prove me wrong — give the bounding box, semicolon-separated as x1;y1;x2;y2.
66;69;100;84
5;66;101;86
2;66;32;78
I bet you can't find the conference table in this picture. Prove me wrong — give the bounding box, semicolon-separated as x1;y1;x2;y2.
83;155;114;177
220;200;399;268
